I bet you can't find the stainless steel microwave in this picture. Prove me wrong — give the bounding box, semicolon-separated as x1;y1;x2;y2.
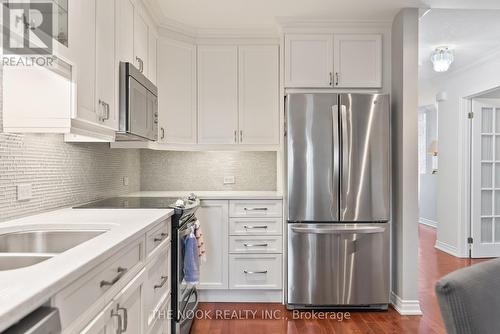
116;62;158;141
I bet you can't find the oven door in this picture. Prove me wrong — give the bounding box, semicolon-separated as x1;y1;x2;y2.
176;217;197;317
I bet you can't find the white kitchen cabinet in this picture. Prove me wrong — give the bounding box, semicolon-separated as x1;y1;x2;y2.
113;269;145;334
115;0;135;65
197;45;239;144
196;200;229;289
229;254;282;289
284;34;333;88
148;30;158;85
72;0;97;124
157;39;197;144
95;0;117;129
333;34;382;88
238;45;279;145
80;302;117;334
134;10;149;75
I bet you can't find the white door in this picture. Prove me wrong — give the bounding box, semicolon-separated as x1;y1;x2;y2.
197;45;238;144
196;200;229;289
113;269;146;334
284;34;333;88
71;0;96;123
238;45;279;145
472;99;500;257
157;39;197;144
115;0;134;64
148;30;158;85
333;34;382;88
134;11;149;75
95;0;117;129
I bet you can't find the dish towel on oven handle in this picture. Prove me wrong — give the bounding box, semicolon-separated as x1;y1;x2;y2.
183;228;200;284
194;219;207;263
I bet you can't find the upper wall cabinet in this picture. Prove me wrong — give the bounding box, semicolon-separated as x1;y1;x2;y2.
284;34;333;88
157;39;197;144
238;45;279;145
284;33;382;88
134;11;149;75
197;45;239;144
333;34;382;88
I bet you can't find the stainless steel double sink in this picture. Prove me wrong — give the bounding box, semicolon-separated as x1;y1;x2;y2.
0;230;106;271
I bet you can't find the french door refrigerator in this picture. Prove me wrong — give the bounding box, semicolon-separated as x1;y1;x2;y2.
286;93;390;310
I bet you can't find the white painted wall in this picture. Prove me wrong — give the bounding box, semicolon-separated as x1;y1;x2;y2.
419;105;438;226
391;8;421;313
424;51;500;257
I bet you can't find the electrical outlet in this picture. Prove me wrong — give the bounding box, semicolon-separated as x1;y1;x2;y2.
17;184;32;201
123;176;129;186
223;176;235;185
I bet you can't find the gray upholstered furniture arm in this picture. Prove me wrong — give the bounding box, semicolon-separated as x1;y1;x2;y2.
435;258;500;334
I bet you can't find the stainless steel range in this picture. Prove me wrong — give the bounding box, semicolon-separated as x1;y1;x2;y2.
75;194;200;334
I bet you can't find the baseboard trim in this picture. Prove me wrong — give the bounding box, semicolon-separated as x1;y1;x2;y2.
390;292;422;315
435;240;459;257
419;218;437;228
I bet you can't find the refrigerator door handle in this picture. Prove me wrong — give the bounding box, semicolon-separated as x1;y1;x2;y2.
340;104;349;217
290;225;385;234
332;104;340;218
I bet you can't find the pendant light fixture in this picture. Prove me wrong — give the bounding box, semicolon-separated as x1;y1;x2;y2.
431;47;454;72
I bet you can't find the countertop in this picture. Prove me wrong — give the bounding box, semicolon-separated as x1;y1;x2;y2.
126;191;283;200
0;207;173;332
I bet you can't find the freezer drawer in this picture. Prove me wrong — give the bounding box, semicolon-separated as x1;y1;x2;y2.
287;223;389;308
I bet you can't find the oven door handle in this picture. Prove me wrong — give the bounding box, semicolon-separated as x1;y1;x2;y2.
180;288;198;318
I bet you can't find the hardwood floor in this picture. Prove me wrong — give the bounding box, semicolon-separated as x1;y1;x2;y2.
191;225;486;334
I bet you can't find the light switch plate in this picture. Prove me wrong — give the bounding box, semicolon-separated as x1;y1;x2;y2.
17;184;33;201
223;176;235;185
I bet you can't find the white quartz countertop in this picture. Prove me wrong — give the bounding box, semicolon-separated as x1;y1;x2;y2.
126;191;283;200
0;207;173;332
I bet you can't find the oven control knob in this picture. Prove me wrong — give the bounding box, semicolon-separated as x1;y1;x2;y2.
175;199;185;208
188;193;197;201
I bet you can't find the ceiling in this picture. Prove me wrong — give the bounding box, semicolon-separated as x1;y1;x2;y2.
148;0;500;31
419;9;500;80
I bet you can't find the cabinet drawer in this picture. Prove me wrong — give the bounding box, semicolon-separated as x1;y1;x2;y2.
229;254;282;289
229;236;282;254
54;239;143;330
146;218;171;257
229;200;282;218
145;245;171;330
229;218;282;235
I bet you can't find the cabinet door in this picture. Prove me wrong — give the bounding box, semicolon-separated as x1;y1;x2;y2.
284;34;333;88
157;39;197;144
134;11;149;75
80;302;117;334
115;0;134;64
95;0;117;129
196;200;229;289
113;269;146;334
333;34;382;88
148;30;158;85
71;0;96;123
238;45;279;145
197;45;238;144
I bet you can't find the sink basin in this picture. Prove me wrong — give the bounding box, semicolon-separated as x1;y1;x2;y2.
0;230;106;253
0;255;53;271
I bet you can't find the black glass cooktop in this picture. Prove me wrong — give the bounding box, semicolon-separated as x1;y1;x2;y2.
74;197;180;209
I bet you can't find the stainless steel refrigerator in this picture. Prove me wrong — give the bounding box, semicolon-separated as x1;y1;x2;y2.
286;93;390;310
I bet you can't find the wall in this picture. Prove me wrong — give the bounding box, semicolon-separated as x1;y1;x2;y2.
391;8;421;312
419;105;438;226
140;150;277;191
0;67;141;223
427;49;500;257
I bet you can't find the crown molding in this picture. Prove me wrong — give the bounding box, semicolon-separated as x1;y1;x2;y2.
275;17;393;30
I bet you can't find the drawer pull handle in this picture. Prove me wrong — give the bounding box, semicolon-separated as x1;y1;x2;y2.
116;304;128;332
244;207;268;211
154;233;168;243
243;243;269;247
100;267;128;288
244;225;268;229
244;270;268;274
111;309;122;334
154;276;169;289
